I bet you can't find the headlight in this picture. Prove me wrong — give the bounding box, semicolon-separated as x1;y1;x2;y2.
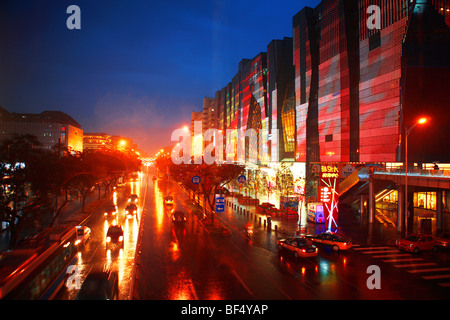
106;236;111;242
119;236;123;242
126;210;129;214
104;212;108;216
409;243;414;247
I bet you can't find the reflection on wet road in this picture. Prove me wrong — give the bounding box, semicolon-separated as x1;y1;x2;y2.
133;172;449;300
58;169;450;300
57;173;145;300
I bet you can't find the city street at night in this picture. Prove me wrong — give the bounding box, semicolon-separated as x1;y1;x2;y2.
1;0;450;311
55;169;449;301
132;171;450;300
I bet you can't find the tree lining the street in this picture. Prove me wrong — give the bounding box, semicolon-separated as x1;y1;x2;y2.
0;134;142;249
159;155;245;222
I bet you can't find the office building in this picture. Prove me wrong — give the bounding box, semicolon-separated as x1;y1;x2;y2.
83;132;112;150
0;107;83;152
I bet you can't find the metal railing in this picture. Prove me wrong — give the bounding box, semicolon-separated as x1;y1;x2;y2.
373;167;450;178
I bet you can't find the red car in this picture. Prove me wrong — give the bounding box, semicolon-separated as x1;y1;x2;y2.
398;233;439;253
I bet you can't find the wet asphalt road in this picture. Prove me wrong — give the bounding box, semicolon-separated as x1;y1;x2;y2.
132;172;450;300
58;169;450;300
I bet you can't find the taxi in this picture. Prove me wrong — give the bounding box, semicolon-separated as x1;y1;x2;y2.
277;237;318;259
164;195;174;205
306;232;352;252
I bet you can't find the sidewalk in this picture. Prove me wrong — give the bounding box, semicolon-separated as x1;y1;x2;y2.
224;196;406;247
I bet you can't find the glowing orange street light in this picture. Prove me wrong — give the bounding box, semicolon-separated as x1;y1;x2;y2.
417;117;427;125
404;116;429;235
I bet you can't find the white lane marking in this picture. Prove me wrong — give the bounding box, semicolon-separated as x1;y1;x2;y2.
231;269;253;296
394;262;437;268
408;268;450;274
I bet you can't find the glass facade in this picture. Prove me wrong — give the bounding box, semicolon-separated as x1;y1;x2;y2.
293;0;450;164
208;0;449;167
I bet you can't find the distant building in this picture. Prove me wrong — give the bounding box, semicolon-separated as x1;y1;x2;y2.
83;132;112;150
110;135;136;152
0;107;83;152
202;97;218;133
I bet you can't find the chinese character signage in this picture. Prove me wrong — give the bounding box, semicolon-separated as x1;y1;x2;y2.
318;186;332;203
215;194;225;213
319;163;339;231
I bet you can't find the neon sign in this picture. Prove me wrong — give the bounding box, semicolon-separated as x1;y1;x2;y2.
319;163;339;231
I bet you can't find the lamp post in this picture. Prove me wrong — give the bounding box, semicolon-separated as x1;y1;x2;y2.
404;117;428;235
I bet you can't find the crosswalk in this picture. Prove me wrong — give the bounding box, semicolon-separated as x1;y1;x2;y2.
352;244;450;288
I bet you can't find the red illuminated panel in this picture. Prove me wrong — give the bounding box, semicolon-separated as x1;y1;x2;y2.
358;15;408;162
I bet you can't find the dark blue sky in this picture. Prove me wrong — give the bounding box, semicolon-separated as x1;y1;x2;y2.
0;0;319;155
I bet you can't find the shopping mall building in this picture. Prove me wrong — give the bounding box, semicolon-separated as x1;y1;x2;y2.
189;0;450;233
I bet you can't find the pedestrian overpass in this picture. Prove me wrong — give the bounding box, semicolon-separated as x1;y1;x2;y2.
339;166;450;234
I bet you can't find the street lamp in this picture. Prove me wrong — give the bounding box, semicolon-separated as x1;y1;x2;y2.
404;116;428;235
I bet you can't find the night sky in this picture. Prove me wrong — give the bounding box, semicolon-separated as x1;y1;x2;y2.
0;0;319;155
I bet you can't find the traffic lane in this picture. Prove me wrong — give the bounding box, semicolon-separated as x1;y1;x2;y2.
168;179;308;299
167;181;316;299
140;178;405;300
133;177;198;299
215;206;405;299
134;177;254;299
57;179;144;300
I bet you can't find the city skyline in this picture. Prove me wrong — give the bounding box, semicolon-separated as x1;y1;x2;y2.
0;0;318;155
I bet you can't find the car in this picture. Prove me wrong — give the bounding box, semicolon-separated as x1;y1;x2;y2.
435;233;450;250
128;194;139;203
106;225;124;249
104;205;118;218
398;233;439;253
171;211;186;225
76;270;119;300
277;237;318;259
116;181;126;188
125;204;138;218
164;195;174;205
306;232;352;252
75;226;91;246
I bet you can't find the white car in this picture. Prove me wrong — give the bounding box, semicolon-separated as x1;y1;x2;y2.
76;226;91;246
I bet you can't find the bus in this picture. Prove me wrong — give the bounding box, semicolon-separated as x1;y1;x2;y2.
0;226;79;300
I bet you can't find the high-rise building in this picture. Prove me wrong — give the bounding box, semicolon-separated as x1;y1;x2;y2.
267;38;295;163
294;0;450;164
